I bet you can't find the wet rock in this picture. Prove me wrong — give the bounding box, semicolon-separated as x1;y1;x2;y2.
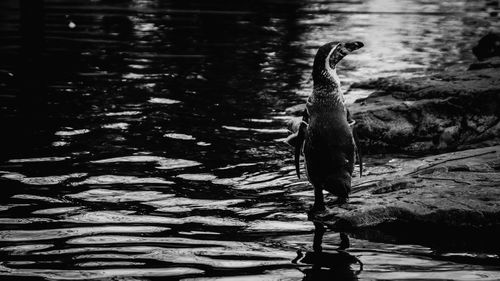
472;32;500;61
469;56;500;70
349;67;500;154
312;146;500;250
285;103;306;116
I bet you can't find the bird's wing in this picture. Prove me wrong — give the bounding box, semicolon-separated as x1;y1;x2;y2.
346;108;363;177
294;109;309;178
285;107;309;179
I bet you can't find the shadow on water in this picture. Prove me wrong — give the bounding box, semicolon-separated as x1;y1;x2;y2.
0;0;500;280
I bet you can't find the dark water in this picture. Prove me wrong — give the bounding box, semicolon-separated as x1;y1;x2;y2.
1;0;500;280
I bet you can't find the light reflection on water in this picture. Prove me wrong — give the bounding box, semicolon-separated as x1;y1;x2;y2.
0;0;499;279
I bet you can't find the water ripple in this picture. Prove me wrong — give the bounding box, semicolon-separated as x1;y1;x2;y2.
91;156;202;170
0;226;169;242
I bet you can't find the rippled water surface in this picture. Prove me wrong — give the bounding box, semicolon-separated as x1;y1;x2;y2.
1;0;500;280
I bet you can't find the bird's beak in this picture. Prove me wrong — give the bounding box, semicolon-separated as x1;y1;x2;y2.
328;41;364;67
344;41;364;53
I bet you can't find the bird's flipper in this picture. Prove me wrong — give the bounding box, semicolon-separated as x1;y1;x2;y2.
354;127;363;177
347;108;363;177
293;109;309;179
294;121;307;179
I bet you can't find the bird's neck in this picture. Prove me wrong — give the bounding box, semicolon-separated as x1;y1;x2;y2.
311;67;343;105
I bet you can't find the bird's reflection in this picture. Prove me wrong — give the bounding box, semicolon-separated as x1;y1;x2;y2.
293;223;363;281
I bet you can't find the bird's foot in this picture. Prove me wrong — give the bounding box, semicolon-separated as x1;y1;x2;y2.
307;204;326;219
332;197;349;206
338;232;350;250
327;197;355;211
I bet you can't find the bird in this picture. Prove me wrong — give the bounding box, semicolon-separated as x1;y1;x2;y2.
288;41;364;214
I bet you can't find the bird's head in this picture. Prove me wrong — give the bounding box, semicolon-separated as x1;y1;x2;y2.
312;41;364;82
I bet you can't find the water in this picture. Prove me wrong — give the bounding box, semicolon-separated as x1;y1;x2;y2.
1;0;500;280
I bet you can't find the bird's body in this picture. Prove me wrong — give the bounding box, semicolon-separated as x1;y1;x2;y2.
296;41;363;212
304;95;355;207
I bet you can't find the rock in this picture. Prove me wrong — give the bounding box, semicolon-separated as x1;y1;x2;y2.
472;32;500;61
349;67;500;154
285;104;306;135
286;116;303;133
285;103;306;116
313;146;500;251
469;56;500;70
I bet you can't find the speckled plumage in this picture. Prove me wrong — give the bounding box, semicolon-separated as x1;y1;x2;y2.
303;41;363;211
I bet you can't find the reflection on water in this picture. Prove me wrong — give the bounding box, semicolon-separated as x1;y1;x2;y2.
292;223;363;281
1;0;500;279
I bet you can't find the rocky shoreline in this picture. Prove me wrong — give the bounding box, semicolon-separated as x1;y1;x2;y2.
349;66;500;154
312;145;500;251
348;33;500;154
